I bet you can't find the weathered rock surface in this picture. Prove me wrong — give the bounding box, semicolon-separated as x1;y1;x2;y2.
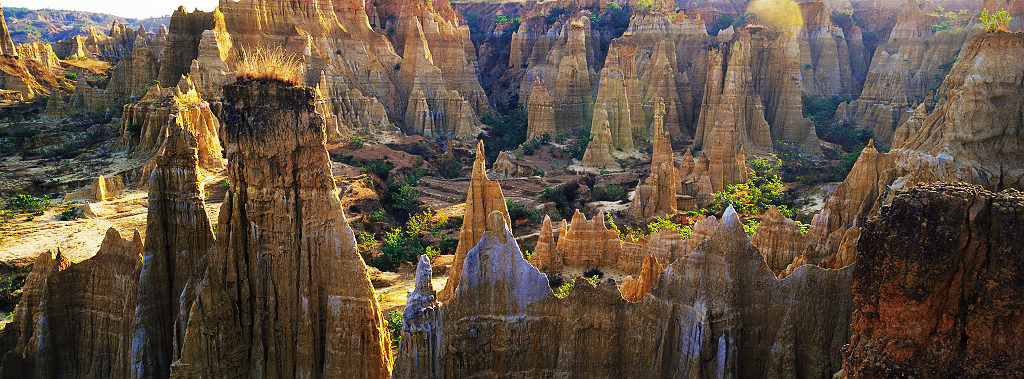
0;6;17;57
130;118;215;378
437;141;510;302
65;175;126;202
0;228;143;379
525;77;555;139
844;182;1024;378
798;0;868;97
619;254;663;302
399;206;853;378
46;35;158;114
169;80;391;378
627;99;680;221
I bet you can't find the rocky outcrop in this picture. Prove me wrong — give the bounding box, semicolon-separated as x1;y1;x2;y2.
844;183;1024;378
798;0;868;97
749;27;823;157
14;43;59;69
0;6;17;57
129;119;215;378
525;77;556;139
0;228;143;378
46;36;159;114
64;175;126;202
750;206;808;276
835;0;969;145
516;14;601;132
437;141;510;302
400;206;853;378
158;7;217;86
579;117;619;169
118;78;224;186
627;99;680;221
169;80;391;377
619;254;663;302
491;150;535;178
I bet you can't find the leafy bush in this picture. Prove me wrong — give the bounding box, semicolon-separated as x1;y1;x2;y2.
436;160;464;179
743;219;760;237
506;199;544;225
583;267;604;279
632;0;666;15
59;208;78;221
591;183;626;202
369;209;452;272
5;194;50;215
707;155;793;218
384;310;402;349
980;9;1012;32
358;159;394;181
64;73;78;80
568;135;591;161
386;183;421;217
349;134;365;148
479;108;527;162
0;265;32;310
554;279;574;298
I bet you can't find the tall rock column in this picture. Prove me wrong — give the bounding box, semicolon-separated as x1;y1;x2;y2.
0;6;17;57
170;80;391;378
627;98;680;221
437;141;510;303
130;121;215;377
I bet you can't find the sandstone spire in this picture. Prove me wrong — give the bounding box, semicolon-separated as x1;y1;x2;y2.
627;98;681;221
393;255;442;379
528;215;559;271
694;34;773;156
0;5;18;57
437;141;510;303
170;80;391;377
130;119;216;378
580;117;619;169
526;77;555;139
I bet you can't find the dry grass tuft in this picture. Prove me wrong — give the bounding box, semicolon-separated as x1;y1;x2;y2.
234;47;302;86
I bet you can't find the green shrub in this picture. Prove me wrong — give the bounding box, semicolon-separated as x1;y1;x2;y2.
980;9;1012;32
591;183;626;202
583;267;603;279
707;155;793;218
437;160;463;179
64;73;78;80
349;134;365;148
359;159;394;181
59;208;78;221
0;265;32;310
554;279;574;298
384;310;402;349
743;219;760;237
5;194;51;214
507;199;544;225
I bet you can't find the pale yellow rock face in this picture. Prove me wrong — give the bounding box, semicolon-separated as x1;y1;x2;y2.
65;175;126;202
749;28;822;157
528;215;559;271
580;118;619;169
438;141;510;303
555;210;623;269
695;33;773;156
170;81;391;378
14;43;60;69
0;228;143;379
798;0;867;97
0;5;16;57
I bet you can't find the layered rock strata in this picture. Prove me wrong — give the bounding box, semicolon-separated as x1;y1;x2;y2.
844;183;1024;377
169;80;391;377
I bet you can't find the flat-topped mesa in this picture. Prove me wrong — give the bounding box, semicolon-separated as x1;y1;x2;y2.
118;78;225;185
797;0;867;97
834;0;969;145
845;183;1024;377
694;32;773;156
627;98;681;221
130;118;216;378
399;205;854;377
0;228;143;378
170;80;391;378
525;77;556;139
437;141;510;303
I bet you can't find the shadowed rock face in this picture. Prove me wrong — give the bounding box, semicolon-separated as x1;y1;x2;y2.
169;80;391;378
845;183;1024;378
0;228;143;379
399;207;854;378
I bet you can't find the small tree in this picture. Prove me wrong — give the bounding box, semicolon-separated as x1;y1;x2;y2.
980;9;1012;33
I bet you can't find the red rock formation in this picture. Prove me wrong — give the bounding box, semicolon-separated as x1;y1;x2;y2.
0;228;143;378
437;141;510;302
844;183;1024;377
170;80;391;377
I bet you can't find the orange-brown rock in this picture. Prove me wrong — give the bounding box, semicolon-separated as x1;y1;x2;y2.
437;141;510;302
579;117;619;169
491;150;535;178
130;118;215;378
554;210;622;269
158;7;217;86
46;36;159;114
619;254;663;302
0;228;143;378
844;183;1024;378
528;215;558;271
627;99;680;221
169;80;391;378
400;206;853;377
13;43;59;70
750;206;808;275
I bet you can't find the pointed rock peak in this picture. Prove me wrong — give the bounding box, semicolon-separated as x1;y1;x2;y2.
721;205;740;228
132;35;148;49
485;210;511;243
714;205;749;243
404;16;433;62
542;215;553;230
596;211;607;229
415;254;433;292
866;139;875;150
570;209;586;227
